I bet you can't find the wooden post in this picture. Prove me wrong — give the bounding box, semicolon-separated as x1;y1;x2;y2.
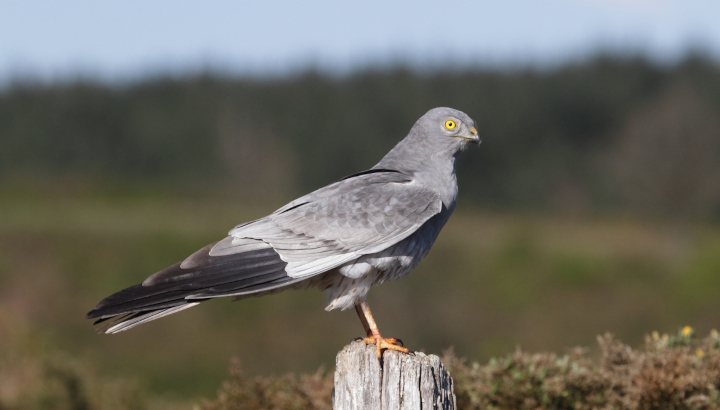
333;340;456;410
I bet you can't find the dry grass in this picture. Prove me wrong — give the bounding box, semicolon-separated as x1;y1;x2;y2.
4;309;719;410
199;328;720;410
0;311;184;410
2;193;720;399
448;328;720;410
199;358;333;410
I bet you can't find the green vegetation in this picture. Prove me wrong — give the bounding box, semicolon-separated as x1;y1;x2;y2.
0;310;182;410
1;192;720;402
5;315;719;409
2;55;720;407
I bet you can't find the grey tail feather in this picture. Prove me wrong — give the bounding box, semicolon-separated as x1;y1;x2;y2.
96;302;201;334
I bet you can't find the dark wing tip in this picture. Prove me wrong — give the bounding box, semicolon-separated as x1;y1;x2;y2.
85;243;291;325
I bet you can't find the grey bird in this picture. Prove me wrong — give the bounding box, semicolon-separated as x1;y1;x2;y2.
86;107;480;357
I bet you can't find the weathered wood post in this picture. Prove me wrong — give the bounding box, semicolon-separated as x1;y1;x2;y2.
333;341;456;410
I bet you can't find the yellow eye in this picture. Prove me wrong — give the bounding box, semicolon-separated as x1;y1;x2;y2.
444;120;456;130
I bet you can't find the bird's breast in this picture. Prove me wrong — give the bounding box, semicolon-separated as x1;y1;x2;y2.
337;212;450;284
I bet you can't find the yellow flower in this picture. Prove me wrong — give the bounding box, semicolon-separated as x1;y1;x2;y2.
652;331;659;340
696;348;704;358
682;326;693;337
712;329;718;339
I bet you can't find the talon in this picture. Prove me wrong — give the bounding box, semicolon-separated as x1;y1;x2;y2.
354;300;411;358
362;335;411;358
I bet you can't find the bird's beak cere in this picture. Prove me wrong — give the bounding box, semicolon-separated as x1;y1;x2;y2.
460;126;481;144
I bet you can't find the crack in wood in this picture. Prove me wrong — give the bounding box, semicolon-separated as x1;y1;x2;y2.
333;341;456;410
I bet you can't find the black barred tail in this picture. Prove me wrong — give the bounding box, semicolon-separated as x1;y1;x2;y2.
86;237;297;334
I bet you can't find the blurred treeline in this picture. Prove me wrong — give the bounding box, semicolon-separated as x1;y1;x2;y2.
2;54;720;219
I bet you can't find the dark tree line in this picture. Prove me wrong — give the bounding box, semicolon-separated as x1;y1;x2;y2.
2;54;719;218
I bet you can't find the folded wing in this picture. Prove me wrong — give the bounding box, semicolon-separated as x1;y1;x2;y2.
229;178;443;279
86;170;442;333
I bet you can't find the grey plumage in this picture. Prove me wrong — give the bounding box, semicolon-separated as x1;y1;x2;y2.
86;107;480;333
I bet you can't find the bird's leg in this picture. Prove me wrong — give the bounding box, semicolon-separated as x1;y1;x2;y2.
354;303;373;337
355;299;411;358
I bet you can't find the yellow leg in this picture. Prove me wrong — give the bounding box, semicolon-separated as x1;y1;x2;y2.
354;303;373;337
354;299;411;358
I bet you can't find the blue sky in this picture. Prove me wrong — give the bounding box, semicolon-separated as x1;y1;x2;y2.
2;0;720;83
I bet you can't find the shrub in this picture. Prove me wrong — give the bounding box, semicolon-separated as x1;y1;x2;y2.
202;329;720;410
200;358;333;410
448;329;720;410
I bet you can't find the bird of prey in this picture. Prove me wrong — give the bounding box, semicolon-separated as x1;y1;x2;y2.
86;107;480;358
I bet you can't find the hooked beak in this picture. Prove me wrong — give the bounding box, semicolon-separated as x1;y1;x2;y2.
466;126;481;144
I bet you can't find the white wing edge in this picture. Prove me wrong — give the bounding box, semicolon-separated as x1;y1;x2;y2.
104;302;201;334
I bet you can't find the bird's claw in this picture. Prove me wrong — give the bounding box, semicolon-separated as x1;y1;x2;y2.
362;335;412;358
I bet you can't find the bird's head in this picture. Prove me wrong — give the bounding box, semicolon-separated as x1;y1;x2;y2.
417;107;480;150
374;107;480;173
